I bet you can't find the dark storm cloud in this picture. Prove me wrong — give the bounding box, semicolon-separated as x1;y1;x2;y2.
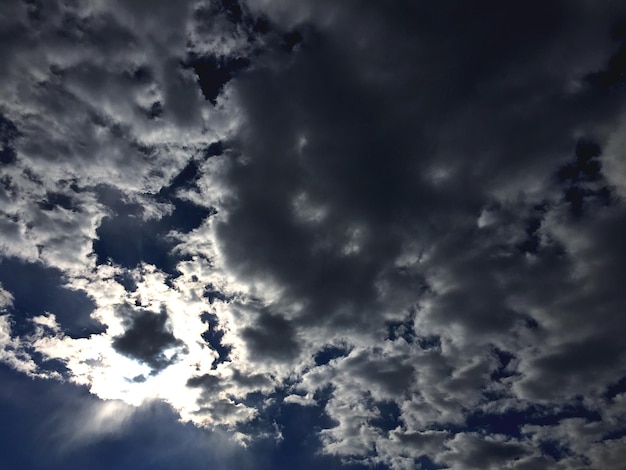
240;310;300;361
213;36;432;331
211;0;625;339
2;0;626;469
199;0;626;466
0;113;18;165
112;304;183;371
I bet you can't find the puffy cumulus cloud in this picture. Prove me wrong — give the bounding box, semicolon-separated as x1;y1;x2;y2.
0;0;242;273
436;433;535;470
0;283;12;309
0;314;39;377
22;264;265;430
1;0;626;469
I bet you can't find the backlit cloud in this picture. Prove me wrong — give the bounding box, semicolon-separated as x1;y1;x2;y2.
1;1;626;469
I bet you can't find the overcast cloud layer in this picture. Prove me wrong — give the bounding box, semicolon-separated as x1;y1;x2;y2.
2;1;626;469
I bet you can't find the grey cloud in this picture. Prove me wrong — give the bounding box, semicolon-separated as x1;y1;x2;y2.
338;349;415;400
518;335;625;402
584;437;626;470
385;429;449;461
207;1;626;465
162;59;205;127
240;310;300;362
208;0;626;362
2;1;626;469
0;113;18;164
194;397;256;428
112;304;184;371
438;433;533;470
230;367;273;389
188;368;272;393
187;372;223;391
509;204;626;402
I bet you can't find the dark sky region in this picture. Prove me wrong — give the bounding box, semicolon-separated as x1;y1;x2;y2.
1;1;626;469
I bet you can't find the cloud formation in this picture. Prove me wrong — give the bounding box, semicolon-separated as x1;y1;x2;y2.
2;0;626;468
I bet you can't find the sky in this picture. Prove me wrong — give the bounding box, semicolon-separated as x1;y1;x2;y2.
1;0;626;469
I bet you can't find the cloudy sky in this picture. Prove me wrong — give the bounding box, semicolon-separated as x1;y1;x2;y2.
1;1;626;468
